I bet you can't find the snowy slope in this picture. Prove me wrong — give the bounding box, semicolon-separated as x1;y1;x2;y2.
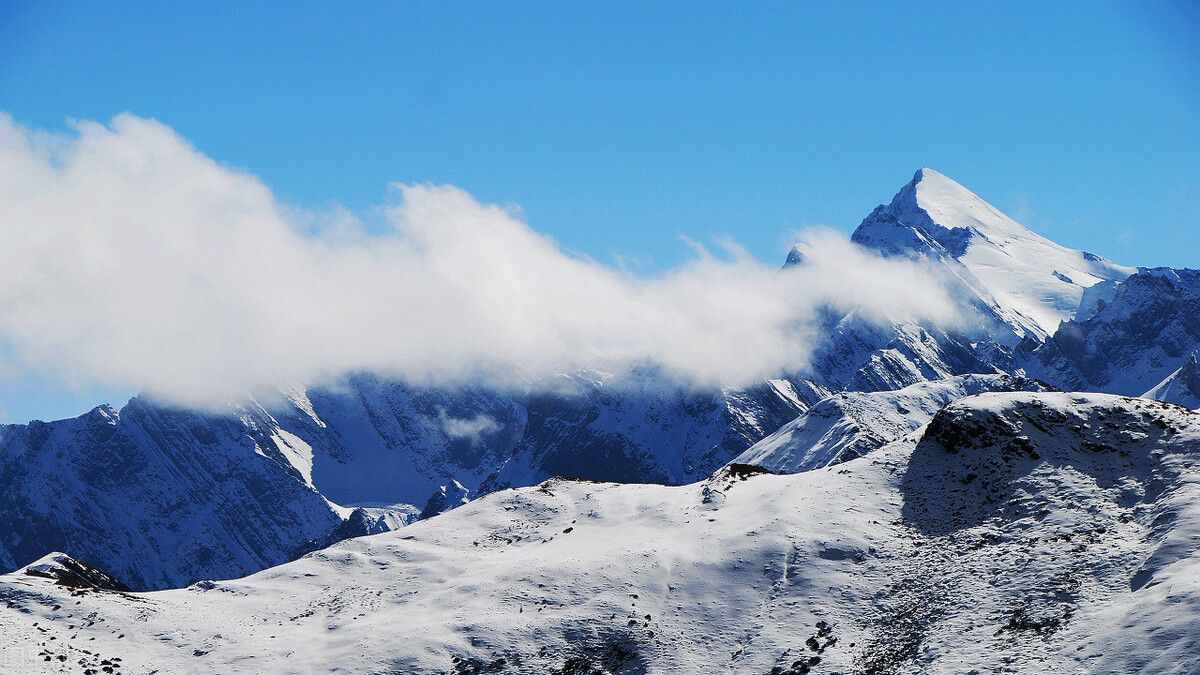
1143;352;1200;410
851;169;1133;340
732;374;1049;473
0;372;824;589
0;399;363;592
1024;267;1200;395
3;392;1197;674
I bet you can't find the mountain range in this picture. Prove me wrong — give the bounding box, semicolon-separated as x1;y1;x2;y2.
5;391;1197;673
1;168;1197;673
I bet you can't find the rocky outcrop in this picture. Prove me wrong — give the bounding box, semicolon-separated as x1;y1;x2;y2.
1024;267;1200;395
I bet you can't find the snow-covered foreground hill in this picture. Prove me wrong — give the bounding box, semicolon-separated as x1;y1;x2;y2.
3;392;1198;674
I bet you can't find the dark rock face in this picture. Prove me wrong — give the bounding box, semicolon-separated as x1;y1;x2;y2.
479;374;824;492
24;554;130;592
1024;268;1200;395
1181;353;1200;399
420;481;471;519
921;403;1022;454
735;373;1054;475
805;310;1007;394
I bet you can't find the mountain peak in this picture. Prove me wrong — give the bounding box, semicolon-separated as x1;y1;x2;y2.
850;169;1134;338
909;168;1030;241
911;167;965;191
909;167;969;199
783;244;806;268
850;168;1007;260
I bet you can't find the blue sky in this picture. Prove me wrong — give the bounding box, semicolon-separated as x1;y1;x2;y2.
0;1;1196;422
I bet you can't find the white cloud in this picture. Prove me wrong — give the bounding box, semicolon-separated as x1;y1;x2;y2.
437;409;502;445
0;113;964;409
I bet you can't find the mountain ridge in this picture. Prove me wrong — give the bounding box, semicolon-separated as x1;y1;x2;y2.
1023;266;1200;395
4;392;1196;673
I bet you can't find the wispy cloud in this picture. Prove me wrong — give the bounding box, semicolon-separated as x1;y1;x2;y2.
437;408;502;445
0;113;963;409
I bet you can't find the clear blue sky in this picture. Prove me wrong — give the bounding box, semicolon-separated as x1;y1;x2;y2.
0;1;1196;422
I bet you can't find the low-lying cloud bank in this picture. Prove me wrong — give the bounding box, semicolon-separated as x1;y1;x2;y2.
0;114;961;409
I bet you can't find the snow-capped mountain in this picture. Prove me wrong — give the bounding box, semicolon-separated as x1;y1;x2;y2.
1024;267;1200;395
850;168;1133;341
0;166;1187;610
786;169;1133;397
0;398;361;592
1143;351;1200;410
2;166;1197;673
731;373;1049;473
4;392;1197;674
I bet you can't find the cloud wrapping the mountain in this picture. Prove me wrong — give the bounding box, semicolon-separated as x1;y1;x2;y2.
0;114;962;408
437;409;503;445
